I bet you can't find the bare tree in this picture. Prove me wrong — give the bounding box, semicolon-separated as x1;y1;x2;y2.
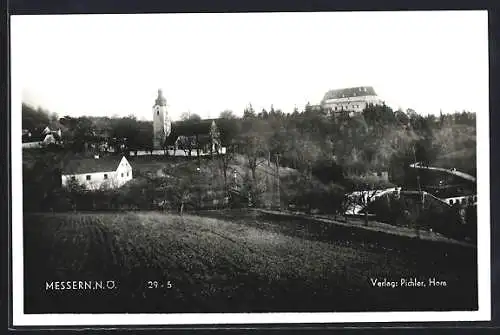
176;135;197;157
239;118;272;182
181;111;202;122
346;184;380;226
219;110;236;119
216;148;234;201
157;172;195;224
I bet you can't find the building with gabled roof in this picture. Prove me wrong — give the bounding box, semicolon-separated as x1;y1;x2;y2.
166;118;218;145
164;118;226;155
61;155;133;190
22;125;63;148
150;90;228;156
320;86;384;115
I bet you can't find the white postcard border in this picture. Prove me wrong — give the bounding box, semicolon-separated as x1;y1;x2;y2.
10;12;491;326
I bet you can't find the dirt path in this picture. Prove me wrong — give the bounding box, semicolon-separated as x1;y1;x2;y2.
256;209;475;248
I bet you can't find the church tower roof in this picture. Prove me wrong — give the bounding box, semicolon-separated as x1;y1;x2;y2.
155;89;167;106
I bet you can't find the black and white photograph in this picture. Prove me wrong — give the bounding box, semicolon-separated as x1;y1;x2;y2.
10;10;490;326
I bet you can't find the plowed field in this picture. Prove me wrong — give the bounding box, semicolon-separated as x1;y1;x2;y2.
23;210;477;313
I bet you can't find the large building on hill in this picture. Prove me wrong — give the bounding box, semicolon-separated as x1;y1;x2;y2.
320;86;384;115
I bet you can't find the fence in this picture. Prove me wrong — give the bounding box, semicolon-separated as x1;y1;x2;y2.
129;147;226;157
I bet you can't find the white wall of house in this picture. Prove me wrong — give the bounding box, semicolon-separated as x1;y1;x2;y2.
62;157;133;190
43;134;56;144
62;171;115;190
323;95;384;113
22;141;43;149
116;156;133;186
445;195;476;206
130;147;226;157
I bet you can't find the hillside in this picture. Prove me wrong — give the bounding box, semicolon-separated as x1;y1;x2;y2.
21;104;477;215
433;148;477;176
430;123;476;175
22;102;477;184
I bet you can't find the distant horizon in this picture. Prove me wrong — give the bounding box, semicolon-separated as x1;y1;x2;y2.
21;94;478;124
13;11;488;121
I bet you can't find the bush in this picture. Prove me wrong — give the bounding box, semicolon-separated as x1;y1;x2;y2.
365;192;475;240
284;174;345;214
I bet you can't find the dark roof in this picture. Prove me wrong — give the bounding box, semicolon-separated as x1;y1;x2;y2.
62;156;125;175
155;89;167;107
174;118;218;134
322;86;377;101
166;119;219;145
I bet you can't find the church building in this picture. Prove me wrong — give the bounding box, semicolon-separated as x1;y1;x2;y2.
151;89;225;156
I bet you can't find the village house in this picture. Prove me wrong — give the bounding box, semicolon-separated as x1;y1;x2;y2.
22;126;62;149
61;155;133;190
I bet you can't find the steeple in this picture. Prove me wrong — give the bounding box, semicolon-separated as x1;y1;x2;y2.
155;89;167;107
152;89;171;150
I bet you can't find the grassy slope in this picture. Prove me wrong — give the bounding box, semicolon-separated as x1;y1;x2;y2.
24;211;477;314
128;154;296;181
432;124;476;175
433;148;477;176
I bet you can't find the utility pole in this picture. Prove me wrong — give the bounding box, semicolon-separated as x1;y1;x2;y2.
412;144;422;239
275;153;280;210
412;145;422;198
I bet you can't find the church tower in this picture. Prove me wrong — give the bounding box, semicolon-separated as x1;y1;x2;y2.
152;89;171;149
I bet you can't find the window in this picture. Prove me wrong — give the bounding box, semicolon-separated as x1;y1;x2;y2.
121;173;124;177
157;111;159;115
71;176;76;181
127;172;129;177
449;200;453;205
104;174;108;179
86;175;91;181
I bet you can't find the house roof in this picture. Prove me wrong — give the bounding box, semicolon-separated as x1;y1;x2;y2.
322;86;378;101
62;156;125;175
166;119;220;145
173;118;218;135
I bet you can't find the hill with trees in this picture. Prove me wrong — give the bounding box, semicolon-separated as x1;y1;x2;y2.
21;101;476;222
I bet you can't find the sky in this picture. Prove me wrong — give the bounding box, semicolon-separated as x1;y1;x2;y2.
11;11;489;121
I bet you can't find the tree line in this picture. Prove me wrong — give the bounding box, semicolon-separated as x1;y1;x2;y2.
22;101;476;181
22;101;477;238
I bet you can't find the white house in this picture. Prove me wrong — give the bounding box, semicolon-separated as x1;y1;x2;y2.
22;126;62;149
61;155;133;190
